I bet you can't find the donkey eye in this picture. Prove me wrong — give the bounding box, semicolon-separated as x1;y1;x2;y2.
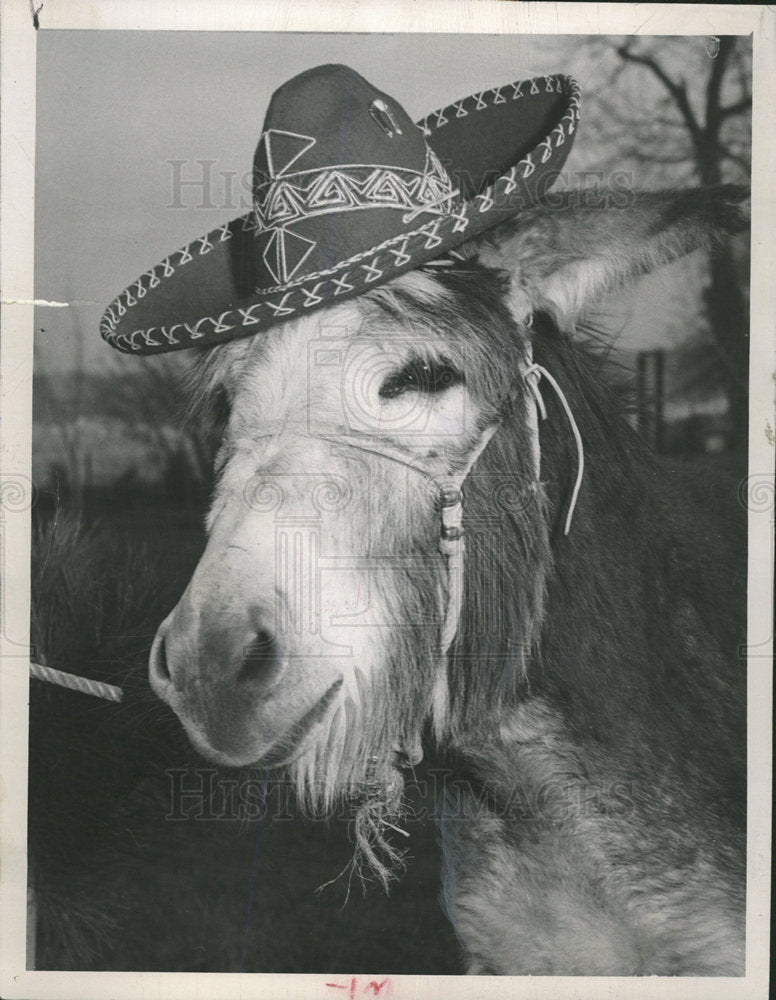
379;357;463;400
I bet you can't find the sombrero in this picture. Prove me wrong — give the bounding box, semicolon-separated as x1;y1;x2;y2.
101;63;580;355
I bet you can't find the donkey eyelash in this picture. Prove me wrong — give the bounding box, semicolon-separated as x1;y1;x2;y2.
379;356;464;400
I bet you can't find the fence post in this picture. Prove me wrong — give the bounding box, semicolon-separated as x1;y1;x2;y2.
636;350;666;451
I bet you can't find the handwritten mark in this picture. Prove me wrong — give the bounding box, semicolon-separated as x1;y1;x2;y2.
29;0;43;30
325;978;392;999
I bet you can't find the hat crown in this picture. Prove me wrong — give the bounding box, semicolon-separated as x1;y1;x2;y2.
251;64;459;290
253;64;430;194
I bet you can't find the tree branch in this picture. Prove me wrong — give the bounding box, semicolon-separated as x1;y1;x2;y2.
592;93;687;139
705;36;734;136
719;148;751;174
616;43;703;145
719;94;752;119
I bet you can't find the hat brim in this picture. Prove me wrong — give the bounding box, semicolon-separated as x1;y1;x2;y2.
101;74;579;355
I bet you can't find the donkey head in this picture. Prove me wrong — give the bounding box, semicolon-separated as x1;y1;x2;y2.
149;185;747;862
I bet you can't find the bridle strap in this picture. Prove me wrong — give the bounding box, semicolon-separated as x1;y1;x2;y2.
314;425;498;657
313;432;436;482
315;423;499;656
524;362;585;536
434;423;500;654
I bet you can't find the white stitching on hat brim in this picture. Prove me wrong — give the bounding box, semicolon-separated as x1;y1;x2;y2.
102;76;580;354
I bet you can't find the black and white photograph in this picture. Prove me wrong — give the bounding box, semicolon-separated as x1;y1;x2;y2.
0;3;773;998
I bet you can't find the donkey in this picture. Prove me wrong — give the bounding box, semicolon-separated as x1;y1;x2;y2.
147;185;748;976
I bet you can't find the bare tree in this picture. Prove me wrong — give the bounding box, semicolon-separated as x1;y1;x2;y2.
591;36;751;450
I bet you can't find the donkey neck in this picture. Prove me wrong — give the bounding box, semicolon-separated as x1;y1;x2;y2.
455;329;744;791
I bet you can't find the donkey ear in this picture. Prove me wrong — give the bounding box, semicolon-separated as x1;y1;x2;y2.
475;184;750;327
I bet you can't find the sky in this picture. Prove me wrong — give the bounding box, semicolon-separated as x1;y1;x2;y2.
34;29;718;375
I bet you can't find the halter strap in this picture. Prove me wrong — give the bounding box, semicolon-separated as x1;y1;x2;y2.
524;362;585;535
314;432;436;482
434;422;500;654
316;424;499;657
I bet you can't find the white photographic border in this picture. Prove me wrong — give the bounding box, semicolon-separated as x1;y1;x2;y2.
1;3;773;998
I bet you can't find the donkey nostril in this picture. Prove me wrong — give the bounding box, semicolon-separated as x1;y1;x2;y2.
150;631;171;687
239;628;280;682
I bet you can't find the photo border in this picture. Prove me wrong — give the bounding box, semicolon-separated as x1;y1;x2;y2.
1;3;773;998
